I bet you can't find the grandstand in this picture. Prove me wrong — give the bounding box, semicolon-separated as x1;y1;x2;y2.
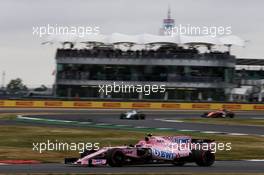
50;33;242;101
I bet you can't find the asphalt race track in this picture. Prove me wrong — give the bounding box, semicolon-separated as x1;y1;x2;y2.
1;108;264;119
4;109;263;135
0;108;264;173
0;161;263;173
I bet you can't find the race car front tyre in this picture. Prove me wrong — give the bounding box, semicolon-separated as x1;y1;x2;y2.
64;158;78;164
228;113;235;118
120;114;125;119
201;113;208;118
193;150;215;166
107;148;125;167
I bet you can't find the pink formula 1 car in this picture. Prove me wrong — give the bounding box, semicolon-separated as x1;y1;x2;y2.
65;134;215;167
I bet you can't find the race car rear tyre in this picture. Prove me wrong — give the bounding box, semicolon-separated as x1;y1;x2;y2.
193;150;215;166
228;113;235;118
139;114;145;120
135;115;140;120
201;112;208;118
107;148;125;167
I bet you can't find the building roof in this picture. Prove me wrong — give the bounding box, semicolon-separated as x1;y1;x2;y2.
236;58;264;66
43;33;245;47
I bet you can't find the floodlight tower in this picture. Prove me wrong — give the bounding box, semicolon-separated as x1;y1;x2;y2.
160;6;175;35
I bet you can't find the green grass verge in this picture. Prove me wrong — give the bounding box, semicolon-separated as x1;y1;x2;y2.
0;114;17;120
0;123;263;163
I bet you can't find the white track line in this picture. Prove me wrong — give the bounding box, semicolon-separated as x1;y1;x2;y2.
156;128;173;130
251;117;264;120
115;124;131;127
79;122;92;124
179;129;197;132
95;123;111;126
155;119;184;123
17;116;74;123
134;126;149;129
244;159;264;161
227;133;249;136
201;131;222;134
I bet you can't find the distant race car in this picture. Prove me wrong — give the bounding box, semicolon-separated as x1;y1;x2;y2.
65;134;215;167
120;110;146;120
201;109;235;118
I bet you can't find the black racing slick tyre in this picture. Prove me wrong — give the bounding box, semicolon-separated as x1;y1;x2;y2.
135;114;140;120
139;114;145;120
201;112;208;118
193;150;215;166
120;114;125;119
107;149;125;167
228;113;235;118
64;158;78;164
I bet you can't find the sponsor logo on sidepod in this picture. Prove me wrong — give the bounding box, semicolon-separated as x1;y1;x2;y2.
153;149;175;160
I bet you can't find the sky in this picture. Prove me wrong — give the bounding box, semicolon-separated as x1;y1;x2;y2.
0;0;264;87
